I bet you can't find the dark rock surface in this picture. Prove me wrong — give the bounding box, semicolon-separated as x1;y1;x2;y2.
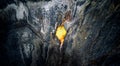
0;0;120;66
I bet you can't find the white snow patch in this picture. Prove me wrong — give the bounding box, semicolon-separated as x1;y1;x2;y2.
16;2;28;20
43;1;55;11
41;18;50;37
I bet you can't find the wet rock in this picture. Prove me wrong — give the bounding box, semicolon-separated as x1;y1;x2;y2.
0;0;120;66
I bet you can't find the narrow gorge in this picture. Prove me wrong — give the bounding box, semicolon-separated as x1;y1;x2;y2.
0;0;120;66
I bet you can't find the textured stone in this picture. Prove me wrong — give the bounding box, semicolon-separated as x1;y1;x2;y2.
0;0;120;66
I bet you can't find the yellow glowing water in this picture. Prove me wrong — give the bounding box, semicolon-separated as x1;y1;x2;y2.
55;25;67;45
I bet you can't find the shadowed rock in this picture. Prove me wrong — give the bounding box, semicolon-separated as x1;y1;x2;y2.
0;0;120;66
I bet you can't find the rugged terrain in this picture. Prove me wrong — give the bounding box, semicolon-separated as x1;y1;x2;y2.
0;0;120;66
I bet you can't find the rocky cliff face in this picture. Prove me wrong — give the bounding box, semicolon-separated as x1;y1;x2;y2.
0;0;120;66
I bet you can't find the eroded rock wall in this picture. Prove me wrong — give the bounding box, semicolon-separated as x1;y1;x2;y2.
0;0;120;66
